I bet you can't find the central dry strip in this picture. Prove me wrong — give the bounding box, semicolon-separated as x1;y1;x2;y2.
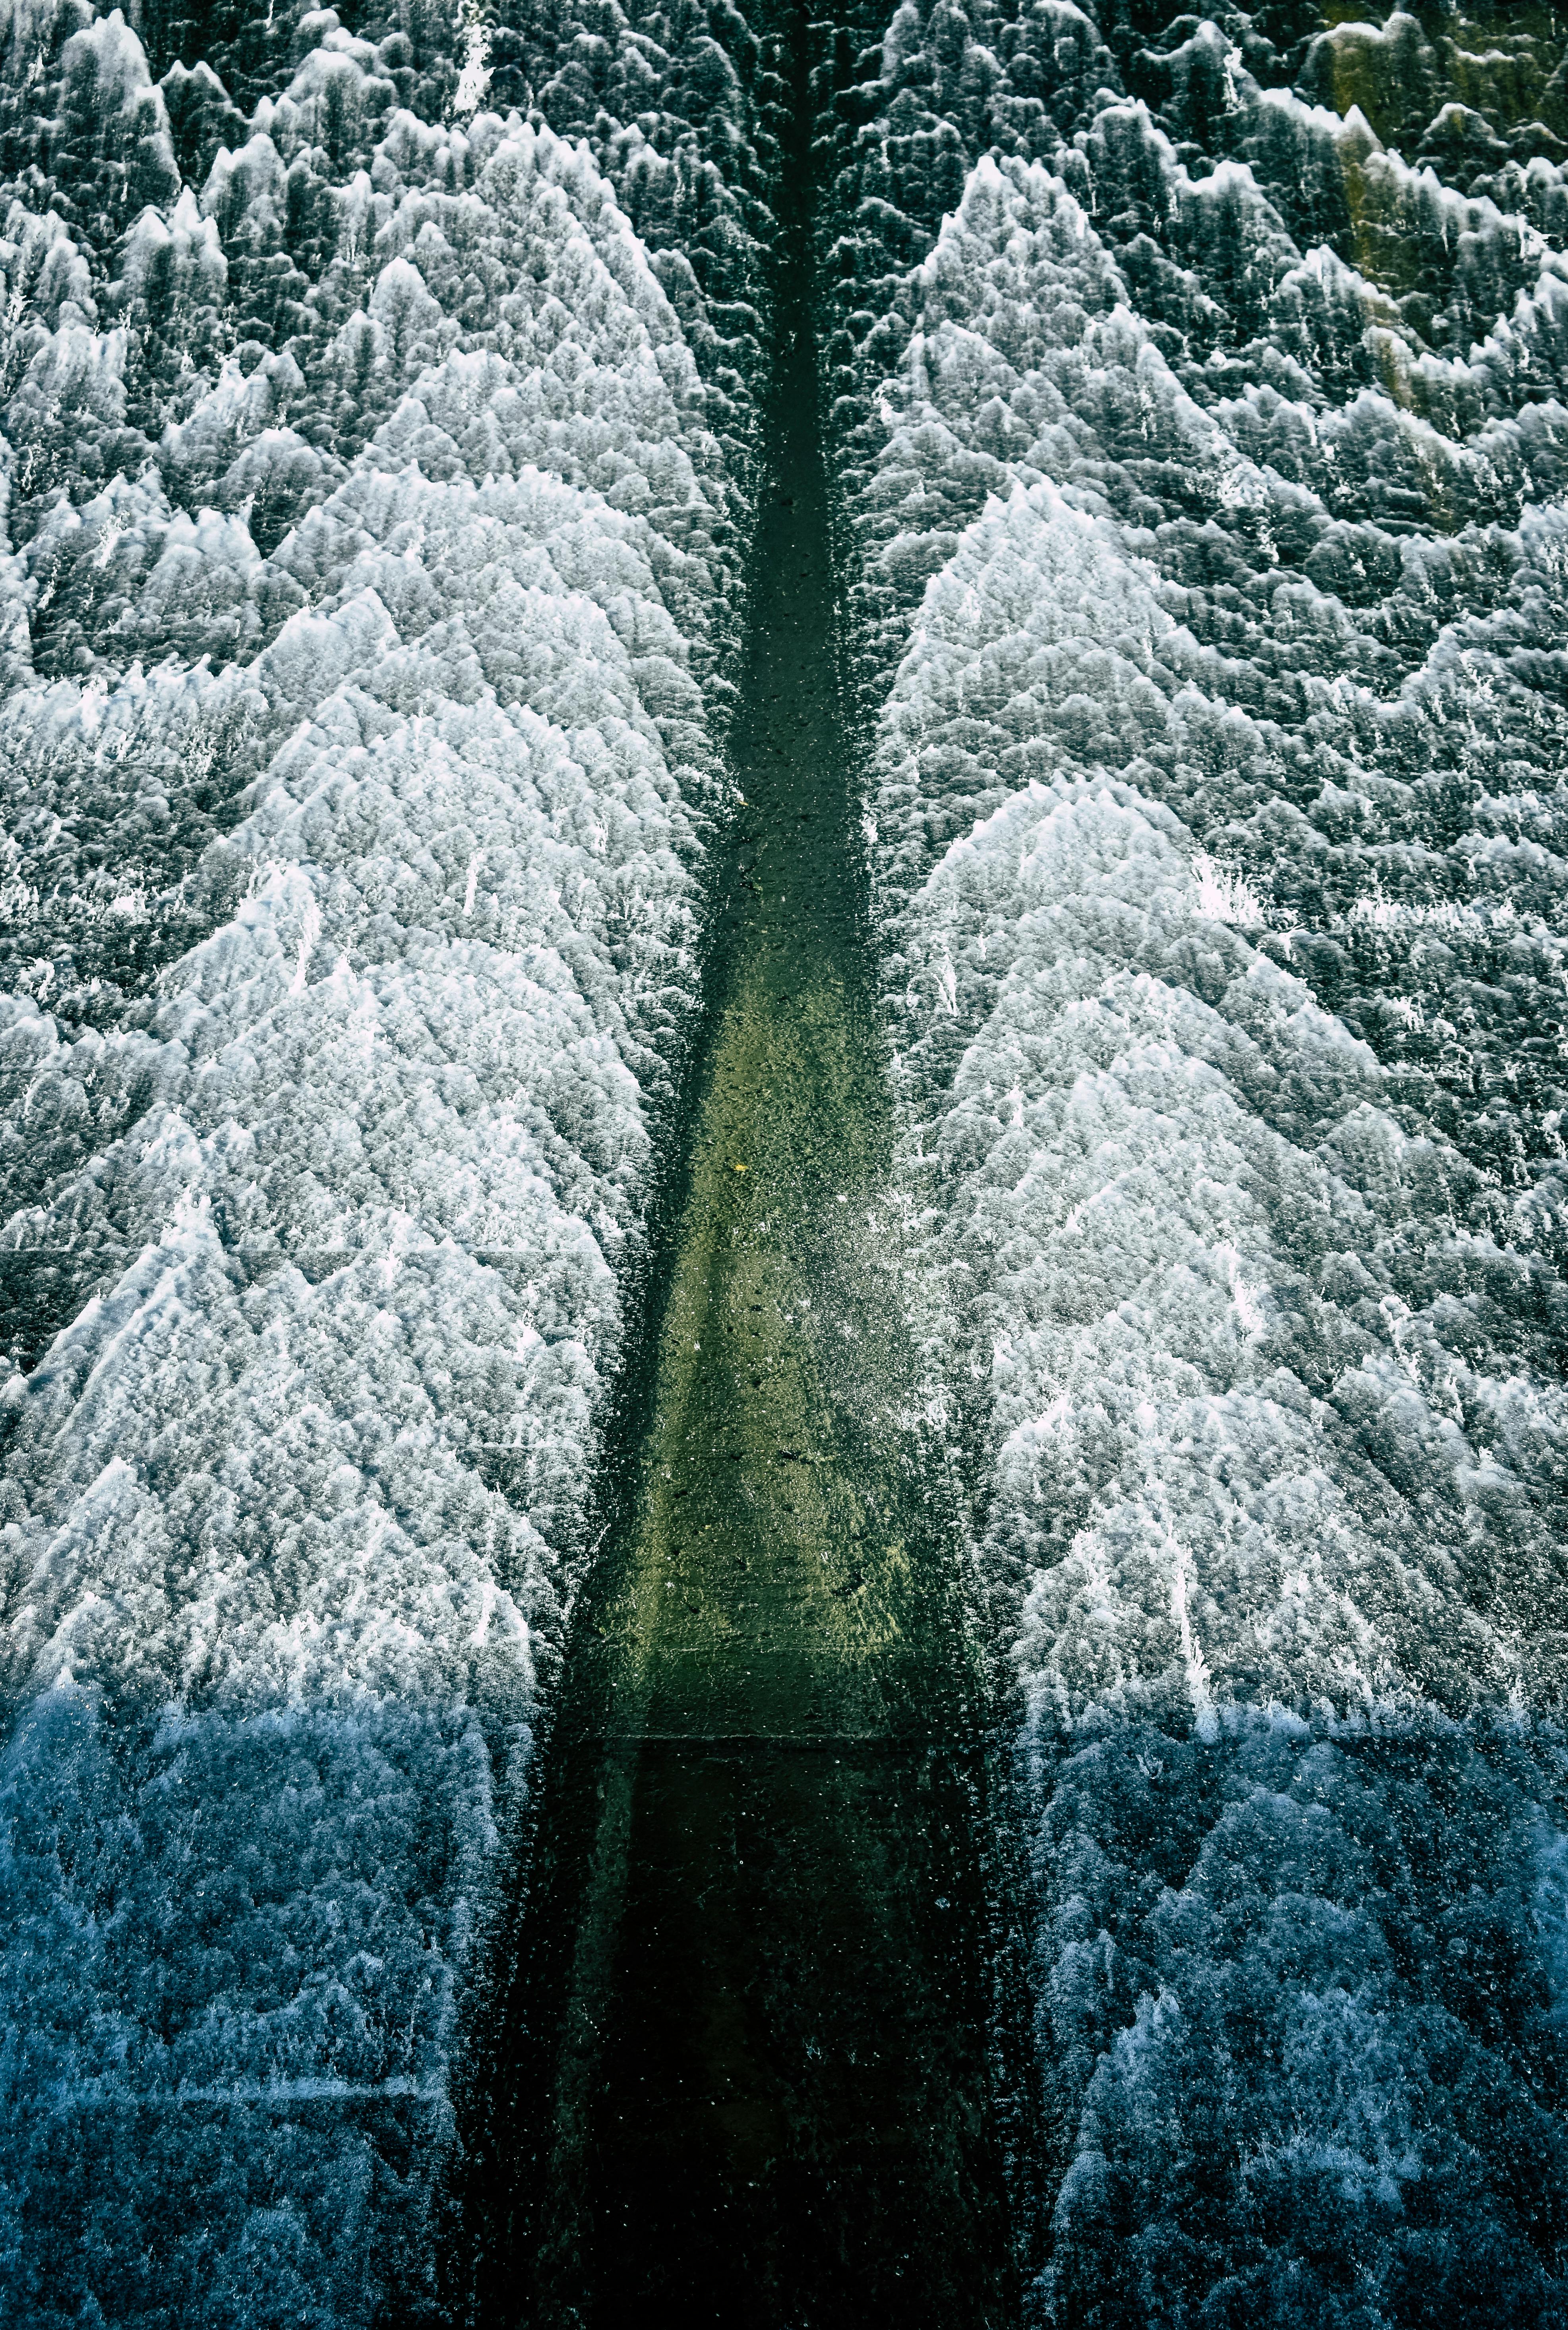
468;42;1020;2322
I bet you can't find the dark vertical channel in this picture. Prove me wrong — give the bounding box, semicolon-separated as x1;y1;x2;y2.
459;20;1023;2324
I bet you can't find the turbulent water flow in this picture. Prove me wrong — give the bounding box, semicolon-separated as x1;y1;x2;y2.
461;62;1022;2321
0;12;774;2317
817;7;1568;2321
9;2;1568;2322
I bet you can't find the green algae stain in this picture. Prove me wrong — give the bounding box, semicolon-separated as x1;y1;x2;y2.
459;23;1025;2311
462;24;1022;2317
506;483;1014;2309
600;944;944;1739
1306;8;1568;316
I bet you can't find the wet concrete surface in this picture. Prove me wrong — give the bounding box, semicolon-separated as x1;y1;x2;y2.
460;28;1024;2324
